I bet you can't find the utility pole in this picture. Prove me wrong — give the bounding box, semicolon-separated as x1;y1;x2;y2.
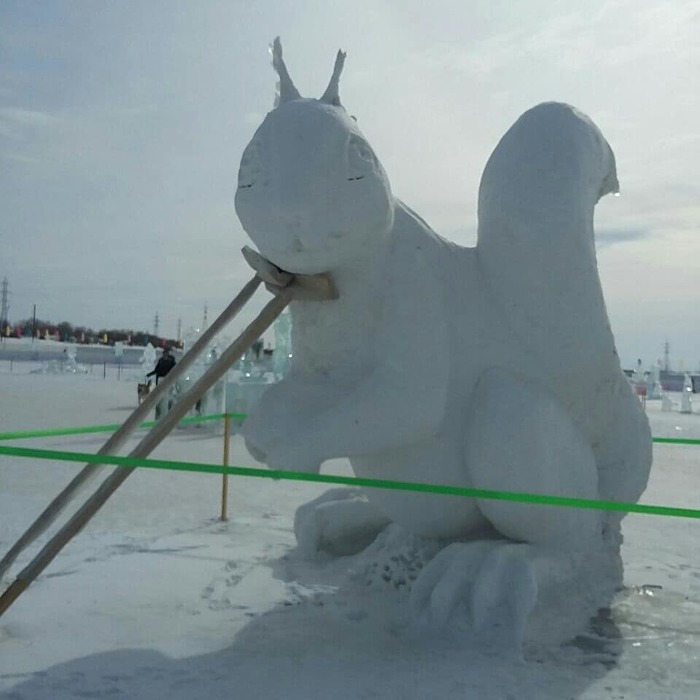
202;304;208;330
663;340;670;373
153;311;160;337
0;277;9;338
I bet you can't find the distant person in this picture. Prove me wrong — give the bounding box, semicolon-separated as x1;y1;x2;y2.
147;347;176;385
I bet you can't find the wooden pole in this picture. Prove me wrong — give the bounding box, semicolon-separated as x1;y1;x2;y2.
0;275;262;581
0;290;293;619
221;414;231;522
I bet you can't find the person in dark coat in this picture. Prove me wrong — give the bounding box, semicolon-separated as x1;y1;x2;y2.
147;347;176;385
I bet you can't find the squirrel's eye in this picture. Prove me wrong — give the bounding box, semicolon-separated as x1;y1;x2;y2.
347;137;376;180
356;144;373;162
238;141;260;189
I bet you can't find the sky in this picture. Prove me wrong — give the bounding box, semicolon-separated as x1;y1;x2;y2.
1;0;698;370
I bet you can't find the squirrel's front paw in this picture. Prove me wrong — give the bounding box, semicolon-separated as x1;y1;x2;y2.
242;414;321;472
243;434;268;464
266;442;322;474
294;488;390;557
241;382;329;471
241;412;273;463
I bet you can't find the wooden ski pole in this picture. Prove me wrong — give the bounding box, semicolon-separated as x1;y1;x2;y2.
221;414;231;522
0;289;294;618
0;275;262;581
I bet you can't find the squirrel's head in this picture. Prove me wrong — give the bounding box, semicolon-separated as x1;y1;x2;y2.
235;38;394;275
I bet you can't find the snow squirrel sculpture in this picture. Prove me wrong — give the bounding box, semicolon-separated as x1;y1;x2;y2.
235;39;652;644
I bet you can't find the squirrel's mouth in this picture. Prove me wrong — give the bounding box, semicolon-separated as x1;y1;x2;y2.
262;247;333;276
291;231;346;252
241;246;338;301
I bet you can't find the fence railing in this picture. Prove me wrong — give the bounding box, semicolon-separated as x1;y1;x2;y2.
0;358;148;379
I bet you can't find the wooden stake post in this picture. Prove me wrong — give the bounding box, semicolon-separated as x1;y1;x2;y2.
221;414;231;521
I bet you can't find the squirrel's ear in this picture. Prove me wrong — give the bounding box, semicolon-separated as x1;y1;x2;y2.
270;37;301;106
320;49;346;107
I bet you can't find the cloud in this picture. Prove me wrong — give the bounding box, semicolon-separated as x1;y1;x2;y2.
595;226;651;249
1;153;41;165
399;0;699;101
0;106;62;127
0;106;63;145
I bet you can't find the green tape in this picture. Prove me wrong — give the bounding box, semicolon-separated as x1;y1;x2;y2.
0;412;246;441
0;422;154;441
0;443;698;520
651;437;700;446
1;415;698;446
0;414;698;520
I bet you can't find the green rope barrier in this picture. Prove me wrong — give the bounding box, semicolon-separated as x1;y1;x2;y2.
0;414;698;445
651;437;700;446
0;412;246;441
0;443;698;520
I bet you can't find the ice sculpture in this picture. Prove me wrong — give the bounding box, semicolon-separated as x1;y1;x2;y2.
139;343;157;380
272;310;292;379
30;343;87;375
646;362;663;399
62;343;86;374
234;39;652;646
224;317;292;420
680;373;693;414
178;329;226;425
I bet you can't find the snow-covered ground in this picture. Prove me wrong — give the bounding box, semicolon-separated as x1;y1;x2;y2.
0;370;698;699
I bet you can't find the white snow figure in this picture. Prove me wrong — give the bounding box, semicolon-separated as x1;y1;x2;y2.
140;342;157;379
235;39;652;647
680;373;693;414
272;310;292;380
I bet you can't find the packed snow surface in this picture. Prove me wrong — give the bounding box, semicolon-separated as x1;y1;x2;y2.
0;371;698;699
